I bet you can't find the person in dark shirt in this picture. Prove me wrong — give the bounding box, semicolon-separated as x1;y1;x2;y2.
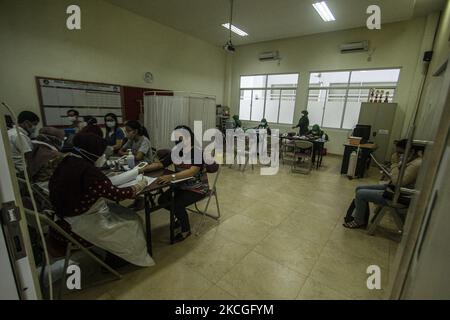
293;110;309;136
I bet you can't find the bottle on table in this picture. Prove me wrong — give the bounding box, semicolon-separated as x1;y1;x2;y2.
127;149;135;169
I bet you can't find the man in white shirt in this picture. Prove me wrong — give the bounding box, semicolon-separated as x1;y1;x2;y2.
8;111;40;171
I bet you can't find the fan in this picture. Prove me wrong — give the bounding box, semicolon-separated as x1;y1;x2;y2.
223;0;236;53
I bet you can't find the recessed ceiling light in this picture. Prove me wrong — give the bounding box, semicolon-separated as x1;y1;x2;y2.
312;1;336;22
222;23;248;37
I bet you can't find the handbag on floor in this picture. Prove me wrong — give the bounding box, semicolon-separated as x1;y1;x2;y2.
344;199;355;223
344;199;370;225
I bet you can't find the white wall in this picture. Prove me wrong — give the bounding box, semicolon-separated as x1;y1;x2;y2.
0;0;226;120
226;16;434;155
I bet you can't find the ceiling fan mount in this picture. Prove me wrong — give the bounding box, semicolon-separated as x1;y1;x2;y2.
223;0;236;53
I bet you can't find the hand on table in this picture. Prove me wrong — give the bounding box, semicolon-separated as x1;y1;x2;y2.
157;175;172;184
133;178;147;194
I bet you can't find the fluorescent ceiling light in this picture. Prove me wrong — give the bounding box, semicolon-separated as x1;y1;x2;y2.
312;1;336;22
222;23;248;37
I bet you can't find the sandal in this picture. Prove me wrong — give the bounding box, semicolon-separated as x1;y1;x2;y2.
343;221;367;229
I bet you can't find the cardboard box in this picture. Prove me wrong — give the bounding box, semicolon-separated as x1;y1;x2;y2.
348;136;362;146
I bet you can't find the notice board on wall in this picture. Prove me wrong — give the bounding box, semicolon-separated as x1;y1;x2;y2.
36;77;124;126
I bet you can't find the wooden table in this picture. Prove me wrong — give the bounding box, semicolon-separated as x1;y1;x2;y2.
341;143;378;178
141;169;176;256
105;167;177;256
281;135;327;169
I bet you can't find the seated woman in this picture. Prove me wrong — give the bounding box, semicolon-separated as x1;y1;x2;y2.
343;139;424;229
307;124;328;140
79;116;103;138
255;118;271;135
49;133;154;267
232;114;242;129
27;127;66;183
119;120;153;162
104;113;125;154
140;125;209;243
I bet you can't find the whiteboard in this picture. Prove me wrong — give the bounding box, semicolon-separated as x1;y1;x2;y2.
37;78;124;126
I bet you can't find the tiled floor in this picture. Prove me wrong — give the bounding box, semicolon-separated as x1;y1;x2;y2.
65;155;399;300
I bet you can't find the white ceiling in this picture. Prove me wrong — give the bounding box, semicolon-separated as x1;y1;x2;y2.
106;0;446;46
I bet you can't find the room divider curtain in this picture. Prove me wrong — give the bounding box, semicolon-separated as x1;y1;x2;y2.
143;94;216;149
144;95;189;149
188;97;216;136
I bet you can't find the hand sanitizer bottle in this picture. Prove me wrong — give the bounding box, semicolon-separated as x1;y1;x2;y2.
127;149;135;169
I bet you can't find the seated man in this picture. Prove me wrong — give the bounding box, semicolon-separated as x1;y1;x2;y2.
27;127;66;183
343;139;424;229
307;124;328;140
8;111;40;172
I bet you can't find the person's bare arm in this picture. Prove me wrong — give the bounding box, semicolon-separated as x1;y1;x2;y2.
112;139;123;151
157;166;200;184
135;151;145;161
139;161;164;173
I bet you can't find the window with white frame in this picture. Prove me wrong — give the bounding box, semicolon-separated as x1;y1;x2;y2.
306;69;400;129
239;73;298;124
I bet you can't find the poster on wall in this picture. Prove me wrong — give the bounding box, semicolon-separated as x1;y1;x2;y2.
36;77;124;126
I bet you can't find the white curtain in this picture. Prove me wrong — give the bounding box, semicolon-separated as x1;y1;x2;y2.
144;95;189;149
189;96;216;133
144;95;216;149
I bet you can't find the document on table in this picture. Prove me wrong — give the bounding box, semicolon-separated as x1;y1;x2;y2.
108;169;156;188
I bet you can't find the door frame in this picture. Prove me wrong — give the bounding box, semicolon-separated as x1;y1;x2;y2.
389;56;450;298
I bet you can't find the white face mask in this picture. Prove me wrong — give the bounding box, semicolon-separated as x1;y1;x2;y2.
68;116;77;123
106;121;116;128
95;154;107;168
78;121;87;129
28;125;38;138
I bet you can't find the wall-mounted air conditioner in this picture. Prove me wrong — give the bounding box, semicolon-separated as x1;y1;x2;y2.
259;51;280;61
340;41;369;53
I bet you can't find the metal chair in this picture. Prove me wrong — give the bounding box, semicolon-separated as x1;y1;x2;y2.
23;208;122;300
291;140;314;174
281;138;295;165
230;133;255;172
367;203;407;237
186;163;221;236
367;188;414;237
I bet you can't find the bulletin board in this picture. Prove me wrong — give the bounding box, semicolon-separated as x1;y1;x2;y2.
36;77;125;126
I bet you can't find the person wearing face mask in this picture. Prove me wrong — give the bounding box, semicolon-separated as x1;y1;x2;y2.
27;127;67;183
104;113;125;153
343;139;424;229
79;116;103;138
66;109;80;129
255;118;271;135
8;111;40;171
292;110;310;136
119;120;153;162
49;133;154;267
139;125;210;243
